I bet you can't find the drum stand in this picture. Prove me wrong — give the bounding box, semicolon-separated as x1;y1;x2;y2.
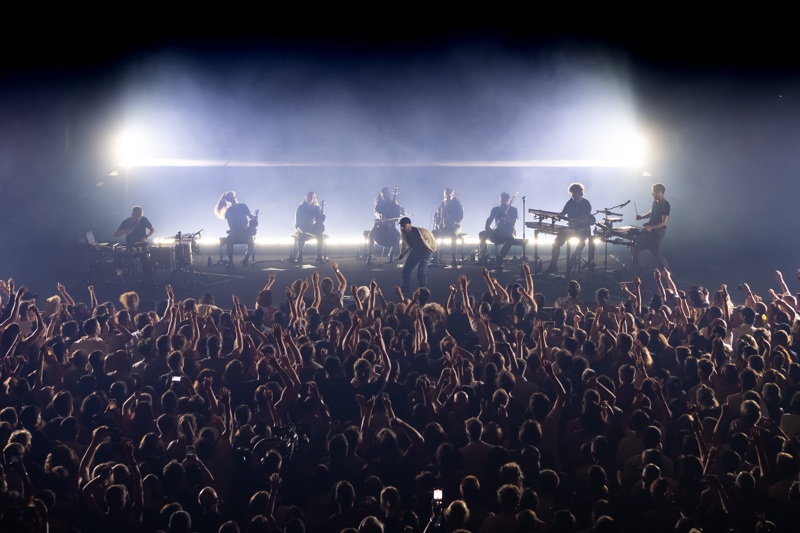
165;233;207;288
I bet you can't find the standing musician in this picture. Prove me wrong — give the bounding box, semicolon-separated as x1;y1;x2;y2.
635;182;670;271
432;186;464;266
295;191;326;264
367;187;403;264
115;206;156;278
398;217;437;294
214;191;257;267
545;182;594;275
479;192;518;271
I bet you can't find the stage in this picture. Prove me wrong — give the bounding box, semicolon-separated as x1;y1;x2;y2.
13;237;702;315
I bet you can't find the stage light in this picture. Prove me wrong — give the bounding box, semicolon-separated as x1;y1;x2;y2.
595;125;649;168
114;127;150;168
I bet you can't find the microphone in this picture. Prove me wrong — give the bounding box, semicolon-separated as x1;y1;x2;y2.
621;200;631;207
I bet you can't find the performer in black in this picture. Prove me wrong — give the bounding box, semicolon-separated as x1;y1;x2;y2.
367;187;403;264
295;191;326;264
115;206;155;246
214;191;256;267
432;186;464;266
479;192;518;271
635;182;670;270
115;206;156;278
545;182;594;275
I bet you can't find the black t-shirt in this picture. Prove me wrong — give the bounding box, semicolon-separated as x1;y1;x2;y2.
225;203;251;233
118;216;153;246
442;198;464;226
561;198;592;229
295;202;324;232
405;227;426;251
489;205;518;233
648;199;671;228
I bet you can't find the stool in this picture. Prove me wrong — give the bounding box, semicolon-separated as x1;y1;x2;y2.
291;232;328;262
218;237;255;265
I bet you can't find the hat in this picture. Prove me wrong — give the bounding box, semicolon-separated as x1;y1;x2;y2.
398;217;411;226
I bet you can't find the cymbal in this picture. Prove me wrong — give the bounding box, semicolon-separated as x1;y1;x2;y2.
603;216;623;223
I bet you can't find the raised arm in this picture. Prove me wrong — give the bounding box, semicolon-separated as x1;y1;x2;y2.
87;285;98;312
310;271;321;311
775;270;790;296
330;261;347;293
458;275;473;320
480;266;497;299
57;282;76;307
445;283;457;315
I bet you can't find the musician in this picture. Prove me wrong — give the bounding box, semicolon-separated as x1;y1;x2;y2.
295;191;326;264
433;186;464;266
214;191;256;267
544;183;593;275
398;217;438;294
635;182;670;270
479;192;518;271
115;206;155;247
367;187;403;264
115;206;155;277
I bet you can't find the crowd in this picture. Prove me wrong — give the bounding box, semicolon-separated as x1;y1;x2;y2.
1;260;800;533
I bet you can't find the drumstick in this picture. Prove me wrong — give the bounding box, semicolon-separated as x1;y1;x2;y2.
634;201;639;217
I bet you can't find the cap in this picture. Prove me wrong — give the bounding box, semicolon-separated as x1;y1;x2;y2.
398;217;411;226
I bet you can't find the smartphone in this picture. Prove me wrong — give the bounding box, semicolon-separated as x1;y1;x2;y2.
108;398;117;410
171;376;182;383
186;445;196;458
433;488;443;502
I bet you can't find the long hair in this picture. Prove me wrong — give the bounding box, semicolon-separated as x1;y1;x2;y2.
214;191;236;219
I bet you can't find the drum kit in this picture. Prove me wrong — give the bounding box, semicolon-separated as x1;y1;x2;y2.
526;200;644;280
88;230;206;289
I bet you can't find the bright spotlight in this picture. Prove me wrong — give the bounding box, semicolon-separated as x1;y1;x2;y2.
600;126;649;168
114;128;149;168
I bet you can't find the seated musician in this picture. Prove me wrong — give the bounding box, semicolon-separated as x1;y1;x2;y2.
367;187;402;264
479;192;518;271
295;191;326;264
432;186;464;266
214;191;256;267
545;182;593;275
115;206;155;277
